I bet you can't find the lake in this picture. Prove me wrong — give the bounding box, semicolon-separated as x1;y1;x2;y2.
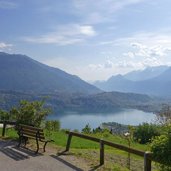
48;108;156;131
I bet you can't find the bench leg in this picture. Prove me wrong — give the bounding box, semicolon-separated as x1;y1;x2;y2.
43;141;48;152
24;137;28;147
18;136;22;147
35;138;39;154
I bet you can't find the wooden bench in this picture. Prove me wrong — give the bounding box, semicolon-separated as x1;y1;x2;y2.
17;124;54;153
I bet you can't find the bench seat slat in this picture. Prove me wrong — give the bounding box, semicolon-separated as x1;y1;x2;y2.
20;131;45;140
22;134;45;140
21;128;44;135
19;124;43;131
18;124;52;153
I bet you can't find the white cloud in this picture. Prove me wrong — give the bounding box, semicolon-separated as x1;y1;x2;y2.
72;0;144;24
142;57;163;67
73;0;144;13
0;42;13;50
104;60;114;68
88;64;103;70
123;52;135;58
0;1;18;9
88;60;114;70
118;53;165;69
131;42;167;58
116;60;143;68
102;31;171;63
80;25;96;36
23;24;96;45
115;32;171;49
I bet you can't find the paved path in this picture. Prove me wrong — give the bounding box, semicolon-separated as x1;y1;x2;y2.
0;140;83;171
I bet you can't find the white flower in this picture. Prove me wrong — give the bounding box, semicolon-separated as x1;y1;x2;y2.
124;132;130;137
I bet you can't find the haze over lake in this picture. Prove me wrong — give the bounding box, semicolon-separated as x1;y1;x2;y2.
48;108;156;130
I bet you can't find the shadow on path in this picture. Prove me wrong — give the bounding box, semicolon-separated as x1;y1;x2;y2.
56;150;102;171
0;139;42;161
89;164;102;171
12;146;43;157
0;139;17;148
50;154;84;171
0;147;29;161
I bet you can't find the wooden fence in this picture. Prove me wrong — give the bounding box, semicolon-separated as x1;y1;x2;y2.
65;131;152;171
0;120;16;137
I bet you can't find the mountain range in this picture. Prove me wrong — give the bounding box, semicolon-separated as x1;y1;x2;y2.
94;65;171;97
0;90;162;113
0;52;169;113
0;52;101;95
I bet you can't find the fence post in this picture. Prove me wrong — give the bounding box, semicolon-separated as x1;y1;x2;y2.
144;151;151;171
2;120;7;137
66;132;72;152
100;139;104;165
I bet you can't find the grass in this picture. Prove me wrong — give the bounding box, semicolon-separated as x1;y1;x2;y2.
0;128;150;158
0;128;149;150
0;128;158;171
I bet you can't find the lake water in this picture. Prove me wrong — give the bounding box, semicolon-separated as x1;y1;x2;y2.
48;108;156;131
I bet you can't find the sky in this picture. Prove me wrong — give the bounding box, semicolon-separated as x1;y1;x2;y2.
1;0;171;81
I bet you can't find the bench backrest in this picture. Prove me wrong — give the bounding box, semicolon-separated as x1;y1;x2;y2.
18;124;45;140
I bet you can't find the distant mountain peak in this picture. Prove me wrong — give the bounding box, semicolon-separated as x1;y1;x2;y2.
0;52;101;94
93;65;171;97
124;65;169;81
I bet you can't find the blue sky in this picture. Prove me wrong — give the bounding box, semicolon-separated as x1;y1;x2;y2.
1;0;171;81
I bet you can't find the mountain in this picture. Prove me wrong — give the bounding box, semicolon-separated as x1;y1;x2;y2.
0;90;162;113
94;74;134;92
70;91;154;112
124;65;169;81
94;66;171;97
0;52;101;94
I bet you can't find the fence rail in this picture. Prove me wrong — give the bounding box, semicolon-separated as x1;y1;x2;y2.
65;131;152;171
0;120;16;137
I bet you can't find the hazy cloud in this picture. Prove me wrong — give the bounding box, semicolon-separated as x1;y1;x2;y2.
72;0;144;24
131;42;168;58
88;60;114;70
88;64;103;70
0;1;18;9
23;24;96;45
0;42;13;50
123;52;135;58
104;60;114;68
117;56;163;69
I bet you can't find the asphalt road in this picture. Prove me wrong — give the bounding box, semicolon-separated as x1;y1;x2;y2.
0;140;83;171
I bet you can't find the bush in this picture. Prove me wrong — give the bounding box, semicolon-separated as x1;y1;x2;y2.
151;133;171;171
157;105;171;125
133;123;160;144
82;124;91;134
45;120;60;131
0;109;10;120
11;100;51;127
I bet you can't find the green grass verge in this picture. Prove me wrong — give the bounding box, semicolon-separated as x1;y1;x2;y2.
1;128;148;157
0;128;149;150
0;128;158;170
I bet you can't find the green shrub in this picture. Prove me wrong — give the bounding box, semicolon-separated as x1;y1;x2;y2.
82;124;91;134
45;120;60;131
11;100;51;127
151;134;171;171
133;123;160;144
0;109;10;120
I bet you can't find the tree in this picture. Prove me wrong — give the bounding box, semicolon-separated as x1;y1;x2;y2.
151;105;171;170
133;123;160;144
151;132;171;171
0;109;10;120
82;124;91;134
45;120;60;131
157;105;171;125
11;100;51;127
